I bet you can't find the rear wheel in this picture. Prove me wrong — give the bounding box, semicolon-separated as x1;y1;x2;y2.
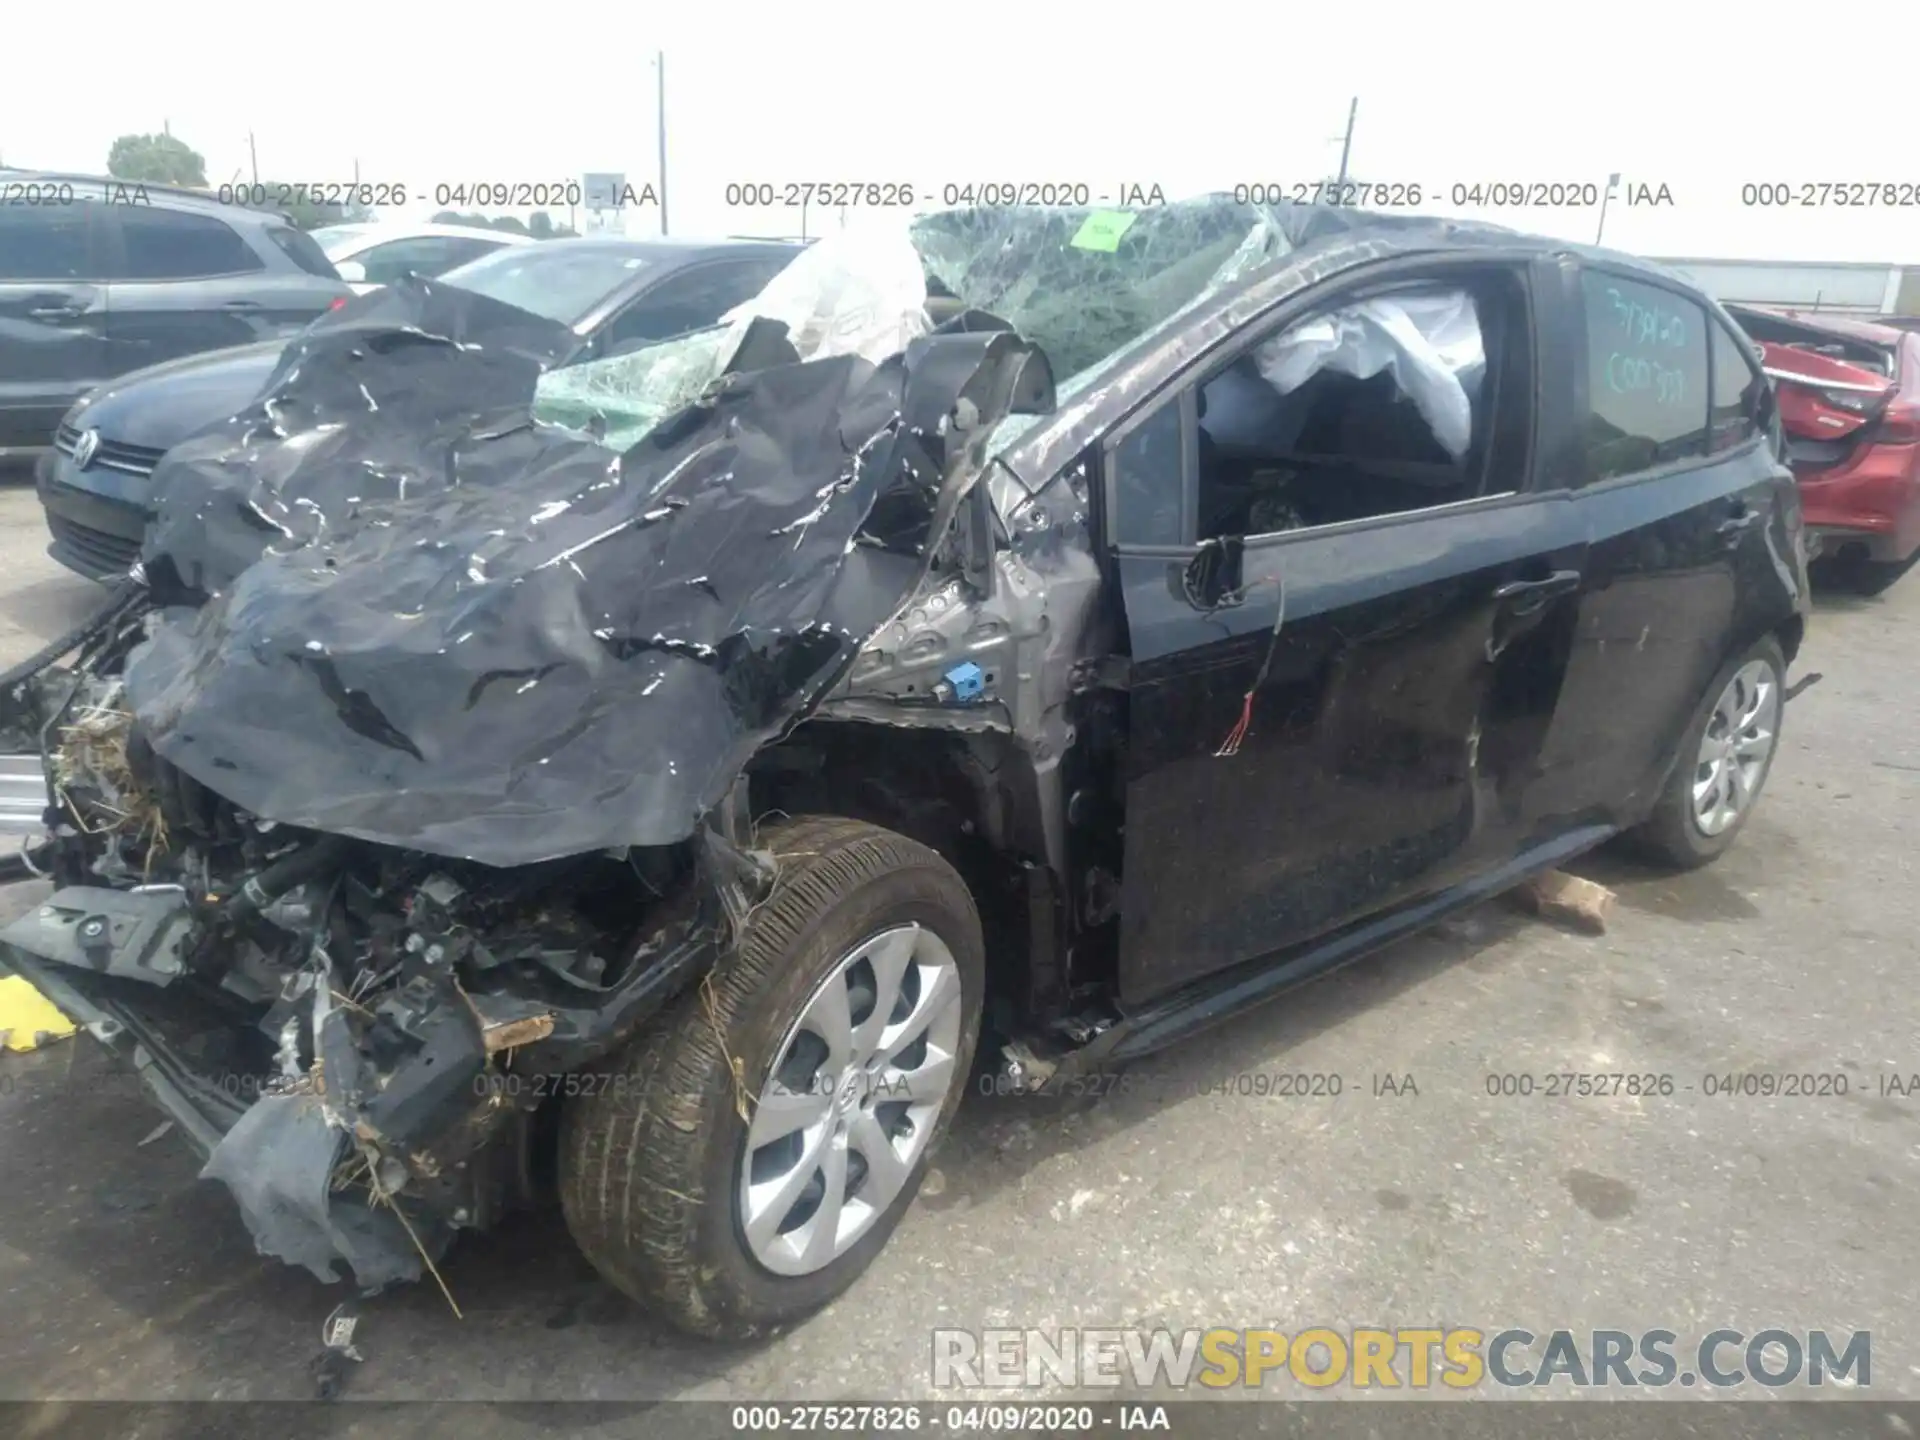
559;815;983;1339
1812;551;1915;597
1624;635;1785;869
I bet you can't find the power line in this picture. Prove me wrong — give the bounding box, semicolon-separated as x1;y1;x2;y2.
1331;98;1357;189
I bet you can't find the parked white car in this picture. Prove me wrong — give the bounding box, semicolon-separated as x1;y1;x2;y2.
311;221;537;293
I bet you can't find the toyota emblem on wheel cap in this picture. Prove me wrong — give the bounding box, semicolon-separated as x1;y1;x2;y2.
71;428;101;471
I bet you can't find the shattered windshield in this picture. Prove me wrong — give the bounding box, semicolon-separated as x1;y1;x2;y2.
533;196;1299;455
441;244;654;327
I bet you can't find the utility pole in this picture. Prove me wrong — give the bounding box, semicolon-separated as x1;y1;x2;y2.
249;132;258;185
1594;171;1621;245
1332;97;1358;190
655;50;670;237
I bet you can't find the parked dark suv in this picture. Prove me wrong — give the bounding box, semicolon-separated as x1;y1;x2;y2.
0;197;1810;1342
0;171;351;461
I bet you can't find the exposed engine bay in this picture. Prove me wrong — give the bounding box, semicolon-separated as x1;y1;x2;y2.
7;607;739;1285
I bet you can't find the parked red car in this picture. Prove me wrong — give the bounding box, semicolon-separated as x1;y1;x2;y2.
1728;305;1920;594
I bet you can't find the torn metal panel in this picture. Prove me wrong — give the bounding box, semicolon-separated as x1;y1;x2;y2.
828;455;1107;884
140;276;583;599
201;1093;437;1288
126;285;1052;866
0;887;193;985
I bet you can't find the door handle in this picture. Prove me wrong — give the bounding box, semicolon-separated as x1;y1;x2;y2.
26;303;83;320
1492;569;1581;614
221;299;264;310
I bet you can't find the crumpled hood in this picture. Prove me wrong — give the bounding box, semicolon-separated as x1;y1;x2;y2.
114;195;1408;868
67;340;288;451
125;271;1053;865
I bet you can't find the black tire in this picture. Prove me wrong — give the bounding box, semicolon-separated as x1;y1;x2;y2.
1623;634;1787;870
559;815;984;1339
1840;558;1909;597
1812;551;1914;597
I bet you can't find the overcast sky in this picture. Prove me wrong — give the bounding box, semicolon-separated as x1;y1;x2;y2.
5;2;1917;264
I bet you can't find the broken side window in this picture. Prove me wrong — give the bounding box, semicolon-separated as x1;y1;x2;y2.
1191;275;1525;541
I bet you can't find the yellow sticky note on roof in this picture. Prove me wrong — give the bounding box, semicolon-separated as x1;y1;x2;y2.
0;974;76;1052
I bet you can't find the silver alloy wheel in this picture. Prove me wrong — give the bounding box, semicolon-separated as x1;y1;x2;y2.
739;923;964;1276
1692;659;1780;837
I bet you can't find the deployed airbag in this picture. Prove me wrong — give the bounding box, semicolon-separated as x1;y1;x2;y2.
1254;288;1484;457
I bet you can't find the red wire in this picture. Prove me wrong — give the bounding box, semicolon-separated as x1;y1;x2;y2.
1215;690;1255;757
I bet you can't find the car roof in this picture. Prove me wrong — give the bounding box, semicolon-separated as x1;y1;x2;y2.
538;235;806;270
1729;304;1909;349
0;168;278;222
324;221;539;249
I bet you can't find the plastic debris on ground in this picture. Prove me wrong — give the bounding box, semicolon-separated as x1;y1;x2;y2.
0;974;77;1052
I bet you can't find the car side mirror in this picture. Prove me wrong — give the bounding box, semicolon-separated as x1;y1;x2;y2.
334;259;367;284
1180;535;1245;611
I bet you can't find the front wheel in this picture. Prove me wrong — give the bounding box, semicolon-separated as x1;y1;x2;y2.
1624;635;1786;870
559;815;984;1339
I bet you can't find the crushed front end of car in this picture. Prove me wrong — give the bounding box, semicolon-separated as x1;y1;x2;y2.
0;211;1081;1289
0;193;1381;1293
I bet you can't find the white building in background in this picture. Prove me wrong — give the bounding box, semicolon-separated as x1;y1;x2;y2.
1654;258;1918;317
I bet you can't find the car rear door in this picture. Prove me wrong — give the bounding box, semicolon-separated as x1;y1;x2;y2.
0;197;112;448
1520;262;1795;830
100;204;340;375
1105;256;1590;1005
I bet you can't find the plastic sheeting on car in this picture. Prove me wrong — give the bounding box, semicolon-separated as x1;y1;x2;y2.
531;198;1301;459
126;277;1053;865
1252;288;1485;458
533;222;934;454
118;194;1469;869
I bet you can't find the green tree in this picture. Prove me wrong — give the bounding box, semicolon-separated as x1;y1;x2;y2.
491;215;530;235
106;133;208;187
526;212;578;239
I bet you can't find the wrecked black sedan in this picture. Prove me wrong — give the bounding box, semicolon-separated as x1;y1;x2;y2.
0;196;1809;1339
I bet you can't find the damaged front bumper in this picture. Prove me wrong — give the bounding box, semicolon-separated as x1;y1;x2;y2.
0;864;728;1290
0;215;1065;1299
1;941;246;1154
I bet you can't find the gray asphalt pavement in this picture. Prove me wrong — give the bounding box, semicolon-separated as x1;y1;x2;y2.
1;476;1916;1413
